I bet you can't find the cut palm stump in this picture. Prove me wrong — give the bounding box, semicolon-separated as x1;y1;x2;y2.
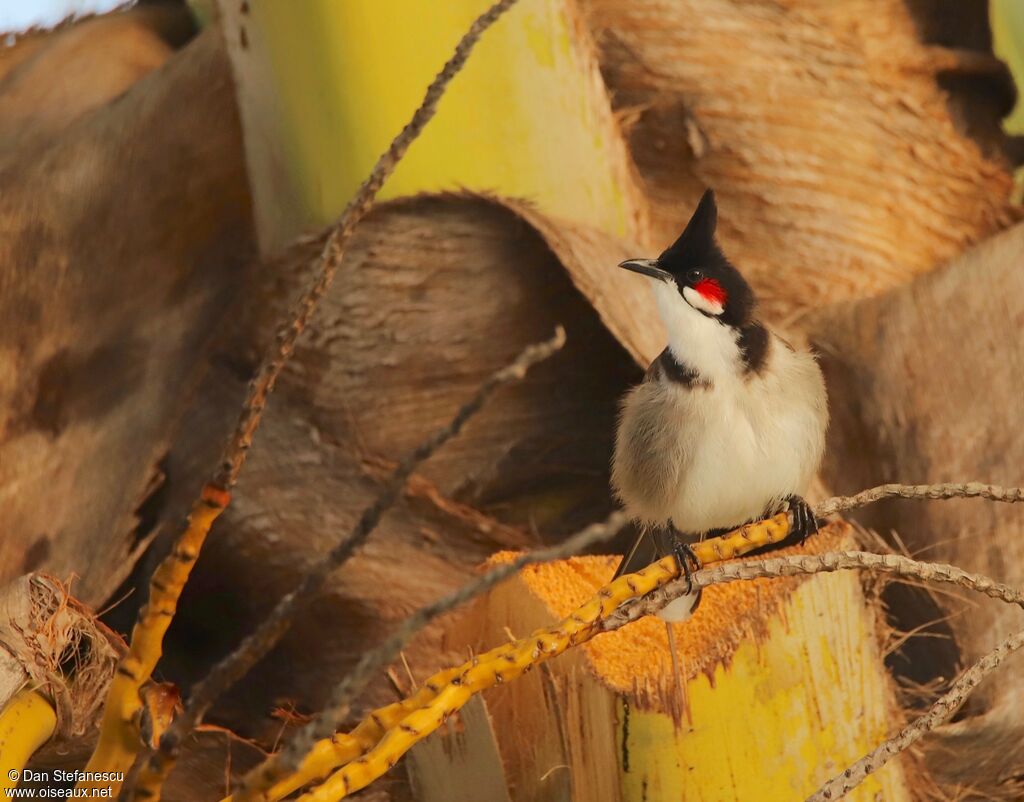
411;522;911;802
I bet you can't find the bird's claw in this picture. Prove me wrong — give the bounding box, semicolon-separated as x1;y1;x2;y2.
670;538;702;595
784;494;819;545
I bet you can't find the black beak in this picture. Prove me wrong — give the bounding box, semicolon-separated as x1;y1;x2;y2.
618;258;672;282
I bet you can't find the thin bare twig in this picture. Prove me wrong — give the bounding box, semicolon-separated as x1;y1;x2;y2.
155;326;563;766
235;509;626;798
815;482;1024;518
602;550;1024;632
602;481;1024;628
806;627;1024;802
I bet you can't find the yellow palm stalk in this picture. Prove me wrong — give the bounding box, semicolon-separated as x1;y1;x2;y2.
0;690;57;792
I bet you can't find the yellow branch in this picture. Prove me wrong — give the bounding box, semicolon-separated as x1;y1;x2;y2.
0;690;57;792
223;670;462;802
81;484;229;787
231;514;791;802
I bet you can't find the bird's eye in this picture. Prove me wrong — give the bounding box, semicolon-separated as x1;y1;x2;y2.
685;269;704;284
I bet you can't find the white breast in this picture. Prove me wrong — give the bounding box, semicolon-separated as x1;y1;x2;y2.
685;340;825;531
613;334;828;534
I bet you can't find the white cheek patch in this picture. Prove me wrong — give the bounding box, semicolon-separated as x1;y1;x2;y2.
683;285;724;316
650;278;740;381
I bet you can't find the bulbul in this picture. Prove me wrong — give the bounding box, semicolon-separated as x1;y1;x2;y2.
611;190;828;621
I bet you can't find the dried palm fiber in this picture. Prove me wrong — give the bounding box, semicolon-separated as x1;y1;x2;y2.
810;221;1024;797
0;574;122;764
0;24;255;606
416;522;910;802
579;0;1018;324
0;574;268;802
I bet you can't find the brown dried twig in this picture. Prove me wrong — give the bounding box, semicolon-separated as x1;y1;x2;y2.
605;481;1024;628
814;482;1024;518
603;550;1024;631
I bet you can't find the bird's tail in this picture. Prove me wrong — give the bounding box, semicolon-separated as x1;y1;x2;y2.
611;526;659;580
658;593;701;622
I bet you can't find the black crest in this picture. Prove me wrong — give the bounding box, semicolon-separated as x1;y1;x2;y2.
660;189;720;265
658;190;756;328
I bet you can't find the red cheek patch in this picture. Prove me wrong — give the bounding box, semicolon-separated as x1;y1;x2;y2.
695;278;727;306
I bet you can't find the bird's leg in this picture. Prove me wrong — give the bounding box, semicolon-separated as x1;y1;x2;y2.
783;494;819;545
671;540;702;594
666;522;703;611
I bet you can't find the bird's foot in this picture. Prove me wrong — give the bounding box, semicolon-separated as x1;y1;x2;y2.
783;494;819;545
670;534;703;613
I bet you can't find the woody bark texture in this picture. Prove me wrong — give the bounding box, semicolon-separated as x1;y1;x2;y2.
154;194;642;745
0;22;255;606
811;222;1024;796
579;0;1017;323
